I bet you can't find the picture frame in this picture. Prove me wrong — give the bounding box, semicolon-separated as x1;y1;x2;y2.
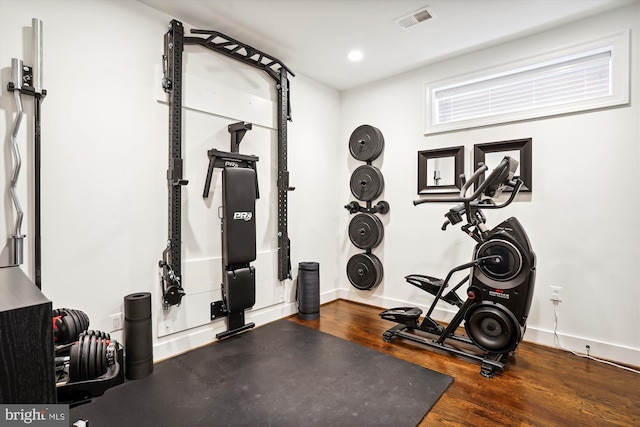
417;146;465;194
473;138;532;193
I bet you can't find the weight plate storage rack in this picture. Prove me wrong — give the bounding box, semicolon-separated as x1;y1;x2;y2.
344;125;389;290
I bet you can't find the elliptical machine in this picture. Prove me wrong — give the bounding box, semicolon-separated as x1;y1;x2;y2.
380;156;536;377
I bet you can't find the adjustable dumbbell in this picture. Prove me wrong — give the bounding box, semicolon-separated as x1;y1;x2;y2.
56;330;114;383
53;308;90;345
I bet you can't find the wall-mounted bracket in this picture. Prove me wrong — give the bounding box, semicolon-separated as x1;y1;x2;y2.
344;200;390;215
159;20;185;307
210;300;226;320
229;121;252;153
202;149;259;198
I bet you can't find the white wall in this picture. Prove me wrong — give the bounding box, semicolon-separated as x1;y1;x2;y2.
2;0;638;368
340;3;640;366
0;0;341;361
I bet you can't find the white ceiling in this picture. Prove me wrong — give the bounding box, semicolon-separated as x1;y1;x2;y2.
139;0;635;91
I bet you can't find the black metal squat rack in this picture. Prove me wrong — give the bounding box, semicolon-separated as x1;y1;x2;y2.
159;20;295;308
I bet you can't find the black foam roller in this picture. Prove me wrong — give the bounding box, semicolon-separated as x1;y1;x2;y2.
297;262;320;320
124;292;153;380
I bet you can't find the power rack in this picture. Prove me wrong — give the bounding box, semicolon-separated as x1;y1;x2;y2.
159;20;295;308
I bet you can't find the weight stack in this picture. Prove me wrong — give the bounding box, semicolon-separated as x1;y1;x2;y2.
297;262;320;320
345;125;388;291
124;292;153;380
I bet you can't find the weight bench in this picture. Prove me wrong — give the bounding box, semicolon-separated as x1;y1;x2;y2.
206;123;259;340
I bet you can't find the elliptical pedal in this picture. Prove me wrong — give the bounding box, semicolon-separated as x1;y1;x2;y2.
405;274;444;296
380;307;422;328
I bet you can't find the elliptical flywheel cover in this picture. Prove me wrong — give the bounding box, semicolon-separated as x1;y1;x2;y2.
476;239;524;286
464;304;521;353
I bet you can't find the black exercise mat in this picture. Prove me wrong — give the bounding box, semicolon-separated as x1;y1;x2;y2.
71;319;453;426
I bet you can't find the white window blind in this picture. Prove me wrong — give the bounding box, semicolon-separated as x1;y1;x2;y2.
434;49;611;125
424;31;630;134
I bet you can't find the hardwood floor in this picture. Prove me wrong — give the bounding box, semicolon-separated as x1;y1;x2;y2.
287;299;639;427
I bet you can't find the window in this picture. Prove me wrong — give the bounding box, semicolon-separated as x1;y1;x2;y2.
424;30;630;134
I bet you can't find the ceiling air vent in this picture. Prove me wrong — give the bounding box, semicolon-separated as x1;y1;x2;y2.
394;7;434;29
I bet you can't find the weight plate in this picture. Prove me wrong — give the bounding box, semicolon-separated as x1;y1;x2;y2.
65;309;82;344
350;165;384;201
69;341;81;382
346;253;383;290
88;335;97;379
349;125;385;161
100;339;108;374
349;213;384;250
96;337;104;375
80;335;90;381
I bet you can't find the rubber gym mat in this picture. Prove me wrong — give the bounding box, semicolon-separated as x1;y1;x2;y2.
71;319;453;426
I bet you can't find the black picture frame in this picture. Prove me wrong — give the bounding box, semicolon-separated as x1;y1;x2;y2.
473;138;532;192
417;146;465;194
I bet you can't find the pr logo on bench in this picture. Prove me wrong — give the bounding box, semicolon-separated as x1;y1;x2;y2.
233;211;253;221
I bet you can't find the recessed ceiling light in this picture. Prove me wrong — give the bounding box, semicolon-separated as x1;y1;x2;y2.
348;50;363;62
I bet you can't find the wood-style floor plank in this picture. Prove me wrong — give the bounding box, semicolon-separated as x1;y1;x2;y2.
287;299;639;427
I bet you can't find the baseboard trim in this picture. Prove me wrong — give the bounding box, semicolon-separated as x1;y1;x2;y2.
153;289;341;362
336;287;640;368
152;288;638;368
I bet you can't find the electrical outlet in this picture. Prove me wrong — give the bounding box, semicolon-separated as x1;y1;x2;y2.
550;286;562;303
109;312;123;332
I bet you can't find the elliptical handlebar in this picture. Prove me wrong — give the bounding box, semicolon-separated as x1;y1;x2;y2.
459;163;488;199
413;156;522;237
413;156;514;206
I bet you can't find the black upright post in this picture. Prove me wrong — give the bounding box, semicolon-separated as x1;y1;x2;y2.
277;69;292;280
160;20;187;308
34;94;42;289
